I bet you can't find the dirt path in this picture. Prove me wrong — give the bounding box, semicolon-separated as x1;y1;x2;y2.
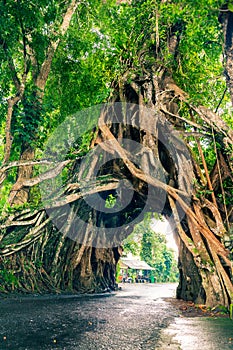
0;283;232;349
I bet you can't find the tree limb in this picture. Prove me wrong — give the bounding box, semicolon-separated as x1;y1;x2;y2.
0;159;59;175
159;105;210;132
35;0;80;94
8;160;71;205
46;179;120;208
162;76;233;145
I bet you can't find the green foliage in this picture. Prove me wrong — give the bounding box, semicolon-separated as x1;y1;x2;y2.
0;268;19;290
230;303;233;319
159;0;225;104
11;89;45;148
0;0;231;160
105;194;117;208
123;216;179;283
115;261;121;283
141;229;179;283
228;2;233;12
123;238;141;257
0;181;12;212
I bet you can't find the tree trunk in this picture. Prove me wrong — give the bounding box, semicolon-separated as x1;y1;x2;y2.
177;240;205;304
219;5;233;107
8;147;35;205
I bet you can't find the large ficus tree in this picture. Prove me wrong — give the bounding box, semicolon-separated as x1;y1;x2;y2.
0;0;233;307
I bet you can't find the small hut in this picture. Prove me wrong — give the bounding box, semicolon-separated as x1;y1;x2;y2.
119;257;154;283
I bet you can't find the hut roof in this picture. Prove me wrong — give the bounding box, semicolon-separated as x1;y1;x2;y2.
119;258;154;270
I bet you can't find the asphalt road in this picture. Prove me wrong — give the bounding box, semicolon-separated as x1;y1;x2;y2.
0;283;232;350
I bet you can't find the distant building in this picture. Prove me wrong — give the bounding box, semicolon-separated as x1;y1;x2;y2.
118;256;155;283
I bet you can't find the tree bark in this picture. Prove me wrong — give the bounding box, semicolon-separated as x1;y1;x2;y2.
219;5;233;107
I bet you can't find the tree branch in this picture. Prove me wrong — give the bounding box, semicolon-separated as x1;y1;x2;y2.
46;178;120;208
161;75;233;145
35;0;80;94
159;105;210;132
0;159;58;175
8;160;71;205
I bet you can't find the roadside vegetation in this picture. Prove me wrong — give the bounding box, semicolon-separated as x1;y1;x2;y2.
123;215;179;283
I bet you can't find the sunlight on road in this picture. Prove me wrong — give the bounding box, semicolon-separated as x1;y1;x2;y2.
117;283;178;300
157;317;233;350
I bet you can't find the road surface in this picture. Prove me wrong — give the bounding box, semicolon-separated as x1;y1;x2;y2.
0;283;232;349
